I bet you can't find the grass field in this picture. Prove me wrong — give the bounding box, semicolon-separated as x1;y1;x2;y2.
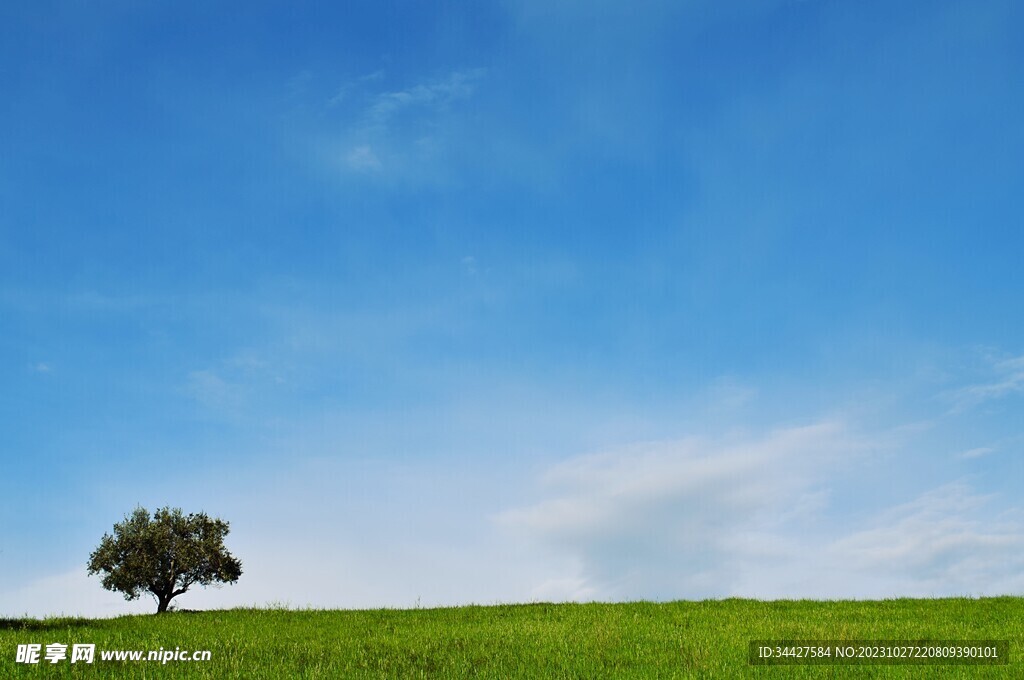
1;598;1020;678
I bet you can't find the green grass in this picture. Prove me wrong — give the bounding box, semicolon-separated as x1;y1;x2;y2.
1;598;1020;678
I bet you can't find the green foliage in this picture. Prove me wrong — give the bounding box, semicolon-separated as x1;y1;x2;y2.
2;598;1021;678
86;507;242;614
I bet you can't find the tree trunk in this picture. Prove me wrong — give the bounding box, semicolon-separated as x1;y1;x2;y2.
156;594;172;614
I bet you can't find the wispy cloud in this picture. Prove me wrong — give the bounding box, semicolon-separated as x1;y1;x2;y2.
0;288;160;315
362;69;484;131
829;484;1024;596
327;69;386;107
500;421;1024;600
345;144;382;173
0;569;152;619
320;68;485;181
956;446;995;460
946;354;1024;412
184;351;285;421
64;290;158;313
498;422;866;599
186;369;241;414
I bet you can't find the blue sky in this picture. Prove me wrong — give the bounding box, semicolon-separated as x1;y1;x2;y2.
2;0;1023;616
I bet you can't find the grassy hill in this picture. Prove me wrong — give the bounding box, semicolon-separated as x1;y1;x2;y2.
2;598;1020;678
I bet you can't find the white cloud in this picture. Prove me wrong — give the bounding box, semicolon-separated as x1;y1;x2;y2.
362;69;484;130
0;569;151;619
956;446;995;459
704;377;757;412
8;410;1022;619
1;484;575;618
345;144;382;172
185;369;241;414
9;348;1023;619
286;69;313;99
1;535;569;618
528;574;597;602
328;70;386;107
498;422;864;599
319;68;485;183
827;485;1024;597
946;354;1024;412
500;424;1024;600
64;290;155;312
183;351;284;420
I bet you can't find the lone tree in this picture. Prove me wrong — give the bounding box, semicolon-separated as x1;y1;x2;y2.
87;506;242;613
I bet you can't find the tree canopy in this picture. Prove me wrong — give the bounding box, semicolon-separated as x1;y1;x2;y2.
87;506;242;613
